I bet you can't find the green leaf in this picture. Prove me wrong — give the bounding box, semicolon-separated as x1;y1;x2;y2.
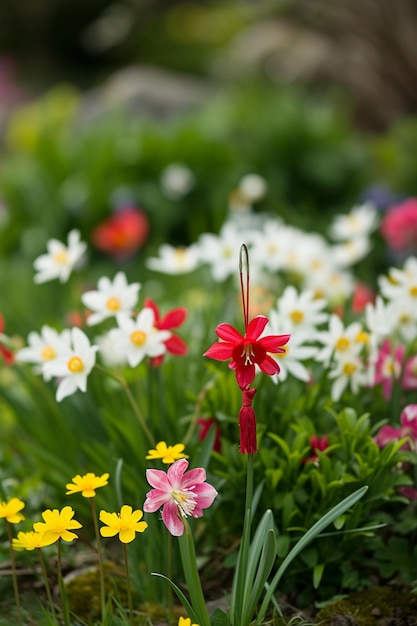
210;608;232;626
151;573;197;624
313;563;325;589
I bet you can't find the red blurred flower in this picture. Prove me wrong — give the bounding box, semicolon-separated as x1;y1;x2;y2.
92;207;149;258
0;314;14;365
197;417;221;453
204;315;290;390
352;282;375;314
303;434;329;464
144;297;187;367
381;198;417;253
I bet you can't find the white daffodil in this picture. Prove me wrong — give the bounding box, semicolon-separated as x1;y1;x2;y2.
267;331;318;383
95;331;128;368
303;265;354;305
43;327;98;402
146;244;200;275
238;173;267;203
33;229;87;284
110;309;171;367
331;237;371;268
329;202;379;241
249;219;288;272
197;222;250;282
316;314;363;367
81;272;141;326
15;325;71;381
379;257;417;305
329;353;367;401
272;285;328;334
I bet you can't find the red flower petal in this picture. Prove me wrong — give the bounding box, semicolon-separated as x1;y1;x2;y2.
204;342;235;360
143;298;160;324
246;316;269;340
236;363;255;389
259;354;280;376
215;323;244;343
165;334;187;355
259;334;291;351
160;308;187;330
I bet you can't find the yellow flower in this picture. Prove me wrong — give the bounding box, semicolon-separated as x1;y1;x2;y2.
12;530;56;551
146;441;189;464
0;498;25;523
178;618;199;626
99;505;148;544
33;506;82;544
66;472;109;497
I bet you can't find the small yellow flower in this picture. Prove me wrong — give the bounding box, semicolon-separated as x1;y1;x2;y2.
178;617;199;626
146;441;188;464
33;506;82;544
99;505;148;544
0;498;25;523
66;472;109;497
12;530;56;550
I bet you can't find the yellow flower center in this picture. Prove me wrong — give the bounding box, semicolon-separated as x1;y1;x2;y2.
53;249;69;264
67;356;84;373
343;362;357;376
336;337;350;352
130;330;147;346
409;285;417;297
105;296;121;311
172;490;196;517
355;331;369;344
174;248;187;265
267;243;278;254
41;345;56;360
222;247;233;258
310;259;323;270
400;313;411;324
290;310;304;324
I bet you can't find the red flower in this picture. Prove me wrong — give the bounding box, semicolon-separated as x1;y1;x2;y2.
144;297;187;366
197;417;221;453
204;315;290;390
303;435;329;464
92;207;149;258
0;314;14;365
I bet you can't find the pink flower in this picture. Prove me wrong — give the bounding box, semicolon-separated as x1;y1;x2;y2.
144;297;187;366
402;355;417;390
143;458;218;536
204;316;290;390
373;339;405;399
374;404;417;451
381;198;417;252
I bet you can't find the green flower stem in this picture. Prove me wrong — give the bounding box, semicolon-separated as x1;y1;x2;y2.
122;543;134;626
57;539;71;626
178;518;210;626
37;547;57;621
95;365;153;446
6;521;22;626
90;497;106;619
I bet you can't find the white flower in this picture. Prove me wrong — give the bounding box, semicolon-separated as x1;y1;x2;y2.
238;173;267;203
267;331;318;383
110;309;171;367
272;286;328;334
365;296;395;371
95;332;128;367
303;266;354;305
160;163;195;199
43;327;98;402
331;237;371;268
329;354;367;401
329;202;378;241
379;257;417;307
146;244;200;275
249;219;288;272
198;222;248;282
15;325;71;381
316;314;363;366
33;229;87;284
81;272;141;326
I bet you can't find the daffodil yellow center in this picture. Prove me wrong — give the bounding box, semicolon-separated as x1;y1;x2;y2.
105;296;121;311
336;337;350;352
355;331;368;344
400;313;411;324
343;362;357;376
409;285;417;297
222;247;233;258
310;259;323;270
68;356;84;373
172;489;196;517
53;249;69;264
290;310;304;324
174;248;187;265
130;330;147;346
267;243;278;254
41;345;56;360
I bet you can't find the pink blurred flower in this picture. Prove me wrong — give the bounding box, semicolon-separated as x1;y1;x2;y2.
351;282;375;314
197;417;221;453
381;198;417;252
143;458;217;536
373;339;405;399
92;207;149;258
403;355;417;390
374;404;417;451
